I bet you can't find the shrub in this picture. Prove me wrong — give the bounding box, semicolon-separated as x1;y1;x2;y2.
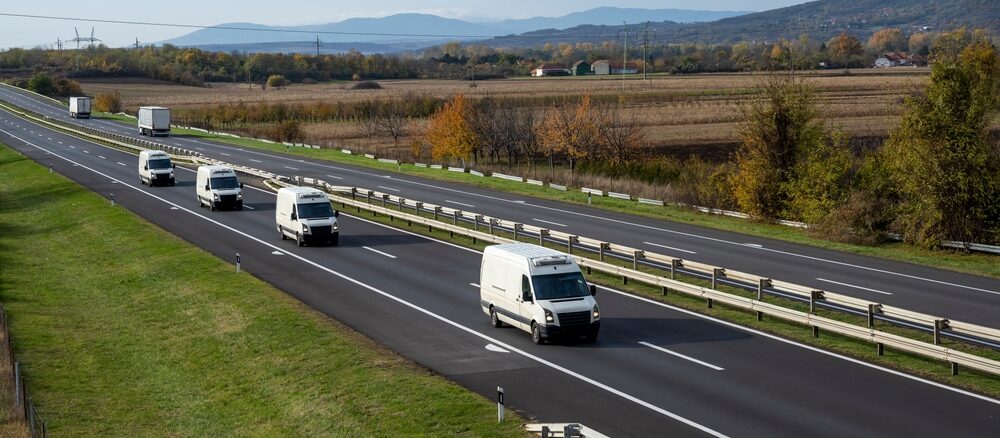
27;73;54;96
94;91;122;113
266;74;288;89
351;81;382;90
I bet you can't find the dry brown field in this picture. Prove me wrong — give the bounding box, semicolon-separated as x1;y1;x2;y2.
79;69;931;161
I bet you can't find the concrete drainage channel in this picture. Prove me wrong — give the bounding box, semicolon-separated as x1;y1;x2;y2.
5;96;1000;389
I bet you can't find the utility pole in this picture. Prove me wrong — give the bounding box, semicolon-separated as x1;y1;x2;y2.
641;22;655;87
55;38;63;51
617;22;633;93
133;38;140;50
314;36;321;56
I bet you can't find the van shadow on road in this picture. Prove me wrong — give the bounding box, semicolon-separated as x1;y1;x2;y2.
548;317;752;349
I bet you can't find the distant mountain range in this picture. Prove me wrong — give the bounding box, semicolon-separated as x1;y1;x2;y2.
490;0;1000;46
161;7;750;48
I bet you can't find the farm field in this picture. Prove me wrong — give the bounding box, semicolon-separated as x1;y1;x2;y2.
79;69;930;161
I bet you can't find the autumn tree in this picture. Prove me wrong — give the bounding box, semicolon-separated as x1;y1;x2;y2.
784;131;854;223
537;96;601;172
94;90;122;113
884;29;1000;247
731;73;823;219
908;32;933;56
598;106;644;165
427;94;476;164
826;32;864;68
866;28;906;54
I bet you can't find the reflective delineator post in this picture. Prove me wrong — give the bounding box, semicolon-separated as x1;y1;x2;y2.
497;386;504;422
110;193;115;206
236;252;241;273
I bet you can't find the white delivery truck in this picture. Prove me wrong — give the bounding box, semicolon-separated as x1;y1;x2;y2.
137;106;171;137
275;187;340;246
68;96;91;119
137;150;176;186
480;243;599;344
196;165;243;210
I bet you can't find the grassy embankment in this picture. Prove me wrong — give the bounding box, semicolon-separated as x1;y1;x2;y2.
96;112;1000;280
0;143;526;436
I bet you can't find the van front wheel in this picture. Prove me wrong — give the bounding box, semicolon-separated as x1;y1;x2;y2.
490;306;503;328
296;233;304;247
531;322;543;345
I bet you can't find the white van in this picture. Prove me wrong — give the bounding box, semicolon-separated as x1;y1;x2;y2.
196;165;243;210
275;187;340;246
137;150;175;186
480;243;599;344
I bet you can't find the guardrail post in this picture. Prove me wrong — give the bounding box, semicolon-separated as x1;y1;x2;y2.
567;235;578;255
809;291;824;314
599;243;608;261
757;278;771;321
433;206;441;221
397;197;406;211
951;362;959;376
414;201;421;217
474;215;483;231
633;250;644;270
381;194;389;207
366;190;374;205
513;223;523;241
670;259;680;279
350;187;357;200
453;210;460;225
867;303;882;328
933;319;943;345
488;218;496;235
539;229;549;246
711;268;724;289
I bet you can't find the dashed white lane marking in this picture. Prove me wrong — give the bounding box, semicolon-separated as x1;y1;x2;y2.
445;200;475;208
533;218;567;227
170;207;178;210
248;158;262;163
469;283;480;288
815;278;893;296
98;155;106;159
68;145;74;148
243;205;255;210
116;162;127;166
326;174;343;180
362;246;397;259
377;185;400;192
639;342;725;371
643;241;697;255
271;251;284;255
219;152;231;156
83;150;89;153
485;344;510;353
283;165;299;170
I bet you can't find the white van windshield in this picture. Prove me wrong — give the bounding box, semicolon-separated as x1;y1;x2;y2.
297;202;333;219
531;272;590;300
148;158;172;169
210;176;240;189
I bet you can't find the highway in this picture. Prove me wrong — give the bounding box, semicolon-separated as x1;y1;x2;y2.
3;100;999;436
1;85;998;330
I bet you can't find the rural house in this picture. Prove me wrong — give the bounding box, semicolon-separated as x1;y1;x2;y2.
572;60;592;76
610;62;639;74
531;64;570;77
591;60;610;75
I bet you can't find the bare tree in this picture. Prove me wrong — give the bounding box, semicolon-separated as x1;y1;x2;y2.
598;106;644;164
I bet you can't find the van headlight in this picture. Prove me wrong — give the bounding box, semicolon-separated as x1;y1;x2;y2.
333;223;339;231
237;192;243;199
213;193;220;200
544;309;554;323
592;305;600;320
302;224;310;233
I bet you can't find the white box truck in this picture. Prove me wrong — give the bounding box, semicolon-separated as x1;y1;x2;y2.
276;187;340;246
137;106;170;137
69;97;91;119
480;243;599;344
138;150;175;186
196;165;243;210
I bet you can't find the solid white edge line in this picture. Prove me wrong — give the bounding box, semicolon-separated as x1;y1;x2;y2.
643;241;697;254
639;342;725;371
243;205;255;210
362;246;397;259
4;129;729;438
6;106;998;405
815;278;893;296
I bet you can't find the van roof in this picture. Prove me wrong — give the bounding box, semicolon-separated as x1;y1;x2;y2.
141;150;168;157
485;243;579;274
200;165;235;174
279;186;327;200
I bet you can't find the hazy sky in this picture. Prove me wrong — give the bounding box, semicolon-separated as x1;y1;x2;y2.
0;1;806;48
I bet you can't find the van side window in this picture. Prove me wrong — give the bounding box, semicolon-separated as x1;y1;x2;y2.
521;275;531;295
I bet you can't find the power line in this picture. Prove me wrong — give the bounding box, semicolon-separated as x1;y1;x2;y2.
0;12;654;42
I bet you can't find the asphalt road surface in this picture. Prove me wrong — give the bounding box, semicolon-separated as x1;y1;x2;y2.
2;100;999;437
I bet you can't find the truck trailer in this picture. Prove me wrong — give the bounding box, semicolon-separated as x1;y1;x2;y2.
137;106;171;137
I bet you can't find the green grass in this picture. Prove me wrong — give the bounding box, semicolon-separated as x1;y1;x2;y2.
145;120;1000;280
0;143;526;437
333;196;1000;399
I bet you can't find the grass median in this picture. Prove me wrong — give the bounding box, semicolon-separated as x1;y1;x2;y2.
94;113;1000;280
0;143;526;437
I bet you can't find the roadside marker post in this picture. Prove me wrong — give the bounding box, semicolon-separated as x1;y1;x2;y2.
497;386;504;422
110;193;115;206
236;252;241;273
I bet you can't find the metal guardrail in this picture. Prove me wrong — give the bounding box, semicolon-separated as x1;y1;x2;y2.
281;180;1000;377
3;92;999;377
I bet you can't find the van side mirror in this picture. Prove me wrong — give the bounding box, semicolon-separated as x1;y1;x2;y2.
291;211;297;220
240;182;244;189
143;165;148;170
334;210;339;218
172;164;176;169
521;290;533;303
590;284;597;296
204;184;210;191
